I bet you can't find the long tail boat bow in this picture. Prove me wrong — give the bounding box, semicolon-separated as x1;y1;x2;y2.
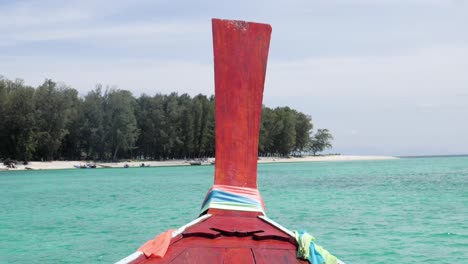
116;19;345;264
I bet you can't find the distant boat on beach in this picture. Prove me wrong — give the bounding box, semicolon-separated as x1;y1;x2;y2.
73;163;96;169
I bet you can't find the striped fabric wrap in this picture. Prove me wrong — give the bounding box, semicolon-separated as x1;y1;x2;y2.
200;185;266;215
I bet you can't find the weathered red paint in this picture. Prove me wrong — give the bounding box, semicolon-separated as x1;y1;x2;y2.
140;215;307;264
134;19;307;264
213;18;271;189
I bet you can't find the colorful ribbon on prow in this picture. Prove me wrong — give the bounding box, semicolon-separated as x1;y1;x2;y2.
200;184;266;215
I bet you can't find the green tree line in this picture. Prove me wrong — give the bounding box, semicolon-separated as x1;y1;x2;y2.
0;77;333;162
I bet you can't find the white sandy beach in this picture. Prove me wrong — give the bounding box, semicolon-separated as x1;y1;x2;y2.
257;155;398;163
0;155;398;171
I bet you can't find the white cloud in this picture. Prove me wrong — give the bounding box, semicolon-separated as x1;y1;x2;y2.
0;0;211;46
0;3;91;28
267;45;468;98
0;21;208;46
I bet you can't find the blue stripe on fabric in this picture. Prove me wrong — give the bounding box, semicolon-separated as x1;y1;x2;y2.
296;231;325;264
309;242;325;264
201;190;262;209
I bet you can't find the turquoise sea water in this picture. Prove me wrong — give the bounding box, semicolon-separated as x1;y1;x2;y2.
1;157;467;263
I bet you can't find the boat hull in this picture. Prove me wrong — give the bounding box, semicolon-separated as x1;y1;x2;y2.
135;213;307;264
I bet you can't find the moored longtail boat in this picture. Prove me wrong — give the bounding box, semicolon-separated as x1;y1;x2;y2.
117;18;344;264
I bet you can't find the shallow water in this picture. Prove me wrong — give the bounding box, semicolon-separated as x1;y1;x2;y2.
1;157;467;263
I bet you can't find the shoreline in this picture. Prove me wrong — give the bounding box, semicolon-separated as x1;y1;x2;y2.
0;155;398;171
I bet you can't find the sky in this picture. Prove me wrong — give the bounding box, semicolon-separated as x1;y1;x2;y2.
1;0;467;156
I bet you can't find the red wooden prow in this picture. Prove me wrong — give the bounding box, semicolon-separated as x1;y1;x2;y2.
117;19;309;264
213;18;272;189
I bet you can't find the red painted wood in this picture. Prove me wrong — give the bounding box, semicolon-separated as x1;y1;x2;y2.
131;19;309;264
207;208;263;218
143;247;225;264
138;215;308;263
183;216;270;238
180;215;296;247
224;248;255;263
169;248;225;264
212;18;272;189
142;247;186;264
252;248;304;264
